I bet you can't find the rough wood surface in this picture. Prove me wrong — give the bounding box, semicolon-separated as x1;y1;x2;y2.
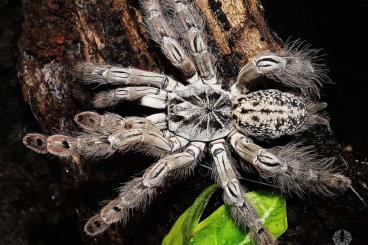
19;0;282;133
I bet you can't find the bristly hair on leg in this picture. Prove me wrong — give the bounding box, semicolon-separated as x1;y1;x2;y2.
104;177;156;221
161;0;205;49
267;39;331;98
266;143;368;207
74;62;112;84
230;204;277;245
84;214;110;236
265;142;351;196
85;177;158;236
23;133;48;154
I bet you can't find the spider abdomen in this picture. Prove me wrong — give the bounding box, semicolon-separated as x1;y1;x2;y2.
232;89;306;138
168;85;232;142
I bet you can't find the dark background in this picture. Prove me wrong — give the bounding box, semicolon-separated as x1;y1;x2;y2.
0;0;367;244
262;0;368;153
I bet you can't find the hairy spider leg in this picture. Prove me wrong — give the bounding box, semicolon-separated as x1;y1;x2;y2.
141;0;201;83
23;115;188;159
75;62;184;92
209;139;276;245
91;86;168;109
230;132;352;196
232;40;329;97
74;111;166;134
84;142;205;235
108;121;189;157
163;0;218;85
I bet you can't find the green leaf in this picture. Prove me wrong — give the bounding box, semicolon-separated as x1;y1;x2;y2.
162;184;218;245
162;186;287;245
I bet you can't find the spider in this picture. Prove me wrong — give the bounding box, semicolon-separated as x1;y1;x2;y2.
22;0;353;244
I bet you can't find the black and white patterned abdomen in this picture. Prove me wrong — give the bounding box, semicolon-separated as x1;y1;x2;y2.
232;89;306;138
168;85;232;141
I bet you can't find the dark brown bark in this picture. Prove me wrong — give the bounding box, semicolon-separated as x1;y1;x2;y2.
19;0;282;133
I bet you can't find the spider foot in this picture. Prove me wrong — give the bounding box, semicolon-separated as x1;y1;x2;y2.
231;132;352;196
84;142;205;235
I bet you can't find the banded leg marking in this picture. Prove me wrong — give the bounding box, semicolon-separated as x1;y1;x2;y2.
109;126;189;156
141;0;198;79
230;132;351;196
209;139;276;245
23;114;187;158
92;86;167;108
164;0;217;85
84;142;205;235
76;62;183;92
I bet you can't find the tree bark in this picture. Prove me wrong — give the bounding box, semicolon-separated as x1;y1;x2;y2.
19;0;282;133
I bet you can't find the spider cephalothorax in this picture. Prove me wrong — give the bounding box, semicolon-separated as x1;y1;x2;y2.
168;84;232;141
23;0;352;244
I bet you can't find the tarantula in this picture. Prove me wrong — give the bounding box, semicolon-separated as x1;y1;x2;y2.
23;0;353;244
